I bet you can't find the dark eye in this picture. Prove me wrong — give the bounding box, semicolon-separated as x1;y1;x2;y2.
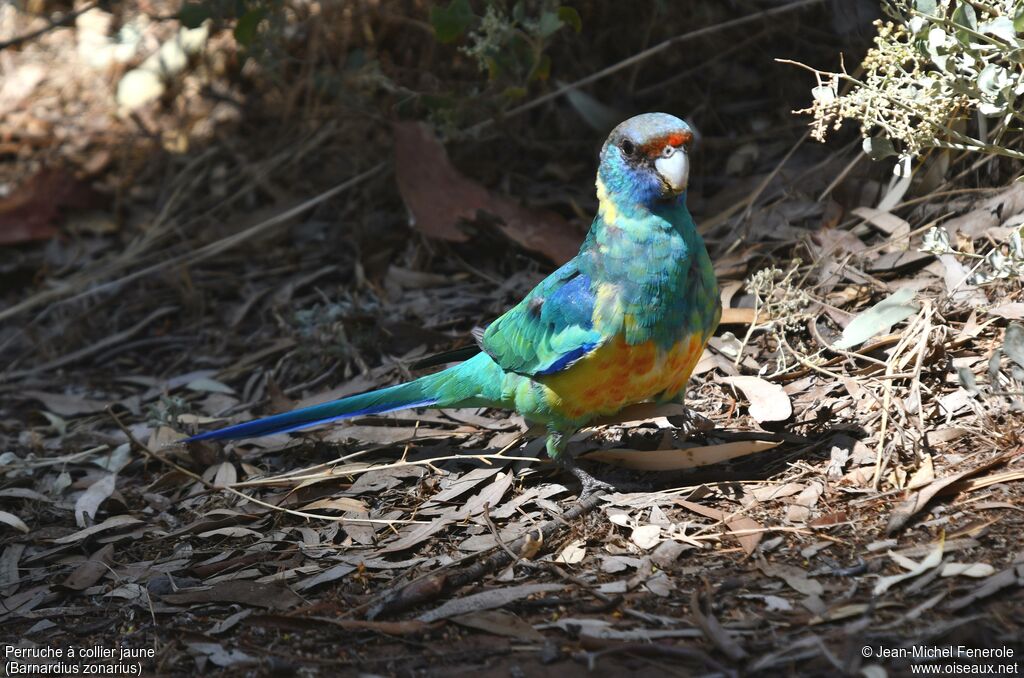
620;140;636;157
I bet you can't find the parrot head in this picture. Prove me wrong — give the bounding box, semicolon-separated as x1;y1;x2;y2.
598;112;693;209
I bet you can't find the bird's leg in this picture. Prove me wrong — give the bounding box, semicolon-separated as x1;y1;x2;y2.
545;431;615;499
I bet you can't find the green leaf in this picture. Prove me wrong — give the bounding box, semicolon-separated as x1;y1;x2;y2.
862;135;897;161
834;288;919;350
430;0;474;44
502;86;528;100
980;16;1017;43
179;3;211;29
951;3;977;32
978;63;1010;96
557;6;582;33
234;8;265;47
914;0;937;16
537;10;563;39
1015;6;1024;34
512;1;526;24
1003;323;1024;372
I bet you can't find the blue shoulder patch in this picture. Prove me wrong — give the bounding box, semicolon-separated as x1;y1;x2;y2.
534;342;598;375
542;272;594;329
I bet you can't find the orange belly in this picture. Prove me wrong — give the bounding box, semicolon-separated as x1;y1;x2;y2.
538;334;706;421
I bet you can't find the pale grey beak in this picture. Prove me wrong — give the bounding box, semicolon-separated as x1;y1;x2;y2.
655;148;689;193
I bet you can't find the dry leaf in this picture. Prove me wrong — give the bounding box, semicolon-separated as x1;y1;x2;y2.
186;642;257;669
75;474;116;527
940;562;995;578
451;609;544;641
887;450;1017;534
24;390;109;417
393;121;580;263
721;376;792;422
295;564;356;592
417;583;562;623
586;439;780;470
555;539;586;564
0;168;98;245
60;544;114;591
630;525;662;549
946;563;1024;610
300;497;369;513
161;580;302;610
212;462;237;487
54;515;142;543
0;511;30;534
852;206;910;248
874;540;943;595
988;303;1024;320
380;518;455;554
675;500;763;555
759;562;824;596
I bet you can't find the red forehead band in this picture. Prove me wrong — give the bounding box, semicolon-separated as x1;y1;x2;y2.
639;131;692;158
667;132;691;147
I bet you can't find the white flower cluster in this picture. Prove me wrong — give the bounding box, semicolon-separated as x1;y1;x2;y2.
798;0;1024;162
920;225;1024;284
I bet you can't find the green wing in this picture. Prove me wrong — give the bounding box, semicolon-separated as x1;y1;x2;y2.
480;259;605;377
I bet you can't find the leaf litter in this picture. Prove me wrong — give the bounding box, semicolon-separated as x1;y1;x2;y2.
2;2;1024;676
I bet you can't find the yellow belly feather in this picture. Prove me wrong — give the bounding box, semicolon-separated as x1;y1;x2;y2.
538;334;705;421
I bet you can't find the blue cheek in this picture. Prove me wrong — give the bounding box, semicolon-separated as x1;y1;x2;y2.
601;152;663;207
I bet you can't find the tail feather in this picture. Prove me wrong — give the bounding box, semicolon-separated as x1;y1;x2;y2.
184;380;437;443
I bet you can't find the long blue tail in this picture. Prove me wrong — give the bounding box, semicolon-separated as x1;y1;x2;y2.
184;378;438;443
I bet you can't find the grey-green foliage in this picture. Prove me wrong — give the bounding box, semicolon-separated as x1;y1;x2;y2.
834;288;919;349
921;223;1024;284
798;0;1024;163
430;0;581;88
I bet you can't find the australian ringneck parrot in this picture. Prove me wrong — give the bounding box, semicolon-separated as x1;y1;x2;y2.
185;112;722;495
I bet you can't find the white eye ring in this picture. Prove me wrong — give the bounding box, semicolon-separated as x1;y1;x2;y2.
661;145;674;158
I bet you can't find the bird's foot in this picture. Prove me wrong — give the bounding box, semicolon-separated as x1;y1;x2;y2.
668;407;715;437
559;454;629;499
569;463;616;499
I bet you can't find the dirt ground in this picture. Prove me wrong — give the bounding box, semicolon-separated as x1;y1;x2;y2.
2;1;1024;676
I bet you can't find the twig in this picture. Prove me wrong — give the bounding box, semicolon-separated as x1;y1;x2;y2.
871;310;926;488
777;58;1024;161
579;635;735;676
0;3;97;51
3;0;827;330
228;451;538;488
908;301;934;454
808;316;889;368
472;0;827;136
0;163;390;325
107;407;420;525
365;490;607;619
481;502;528;571
740;130;810;223
690;585;747;662
2;307;178;382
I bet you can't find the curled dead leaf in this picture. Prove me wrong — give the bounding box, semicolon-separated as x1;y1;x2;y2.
721;376;792;422
393;121;580;263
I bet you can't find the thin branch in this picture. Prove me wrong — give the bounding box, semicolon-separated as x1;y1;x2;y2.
5;0;828;327
475;0;827;135
108;407;422;525
0;3;97;51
